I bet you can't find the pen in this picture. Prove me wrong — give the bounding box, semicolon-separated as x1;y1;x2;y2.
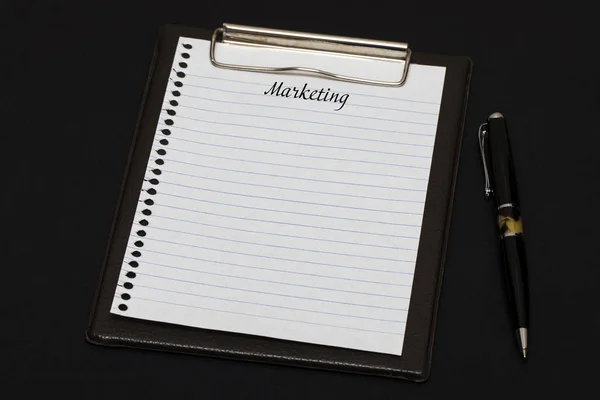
478;112;529;359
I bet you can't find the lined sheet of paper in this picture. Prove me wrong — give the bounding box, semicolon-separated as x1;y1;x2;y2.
110;36;446;356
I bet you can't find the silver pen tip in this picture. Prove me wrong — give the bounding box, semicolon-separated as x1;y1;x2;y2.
521;348;527;359
489;112;504;119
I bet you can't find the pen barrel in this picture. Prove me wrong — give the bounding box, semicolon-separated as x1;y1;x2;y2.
488;116;519;206
497;206;529;329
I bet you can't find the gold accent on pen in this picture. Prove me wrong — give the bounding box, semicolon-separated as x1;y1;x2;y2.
498;215;523;235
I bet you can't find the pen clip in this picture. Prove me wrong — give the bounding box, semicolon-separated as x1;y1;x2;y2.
478;122;494;200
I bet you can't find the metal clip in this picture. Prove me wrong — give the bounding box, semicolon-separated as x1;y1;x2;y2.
209;23;411;87
478;122;494;200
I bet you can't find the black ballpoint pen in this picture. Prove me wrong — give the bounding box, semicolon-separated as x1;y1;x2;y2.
478;112;529;359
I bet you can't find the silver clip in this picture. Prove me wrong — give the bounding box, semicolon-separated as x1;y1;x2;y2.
210;23;411;87
478;122;494;200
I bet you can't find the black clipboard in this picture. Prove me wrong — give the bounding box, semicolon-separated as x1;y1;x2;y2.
86;23;473;382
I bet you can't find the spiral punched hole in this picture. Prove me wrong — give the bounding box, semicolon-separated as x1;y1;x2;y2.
137;230;146;237
118;304;128;311
121;293;131;300
144;199;154;205
177;72;186;78
131;251;141;257
166;109;176;116
161;129;171;135
183;44;192;49
170;100;178;106
142;209;152;216
165;119;174;125
179;62;187;68
151;169;162;175
181;53;190;59
172;90;181;96
174;81;183;87
157;149;167;156
159;139;169;145
134;240;144;247
139;219;149;226
129;261;139;268
126;271;137;279
124;282;134;289
146;188;157;195
155;159;164;165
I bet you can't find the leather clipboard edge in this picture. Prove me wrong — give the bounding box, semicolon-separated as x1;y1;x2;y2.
420;55;474;382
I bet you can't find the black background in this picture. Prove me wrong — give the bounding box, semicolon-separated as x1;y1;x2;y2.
2;0;599;398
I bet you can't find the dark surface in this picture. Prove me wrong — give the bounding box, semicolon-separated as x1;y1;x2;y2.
85;24;471;382
2;1;599;398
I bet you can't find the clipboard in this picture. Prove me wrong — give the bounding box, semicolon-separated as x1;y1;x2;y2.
86;22;473;382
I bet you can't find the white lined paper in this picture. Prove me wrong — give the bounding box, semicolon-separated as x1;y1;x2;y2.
110;36;446;356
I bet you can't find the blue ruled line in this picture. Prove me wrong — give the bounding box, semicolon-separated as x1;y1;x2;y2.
157;131;431;170
131;257;411;294
143;225;418;259
178;104;437;128
151;158;423;204
151;147;429;181
142;214;417;249
177;114;435;145
130;297;405;335
154;191;423;228
159;171;425;213
127;237;415;272
128;246;414;275
133;270;409;305
157;116;436;148
152;203;415;239
134;284;407;322
162;166;426;192
125;248;412;284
